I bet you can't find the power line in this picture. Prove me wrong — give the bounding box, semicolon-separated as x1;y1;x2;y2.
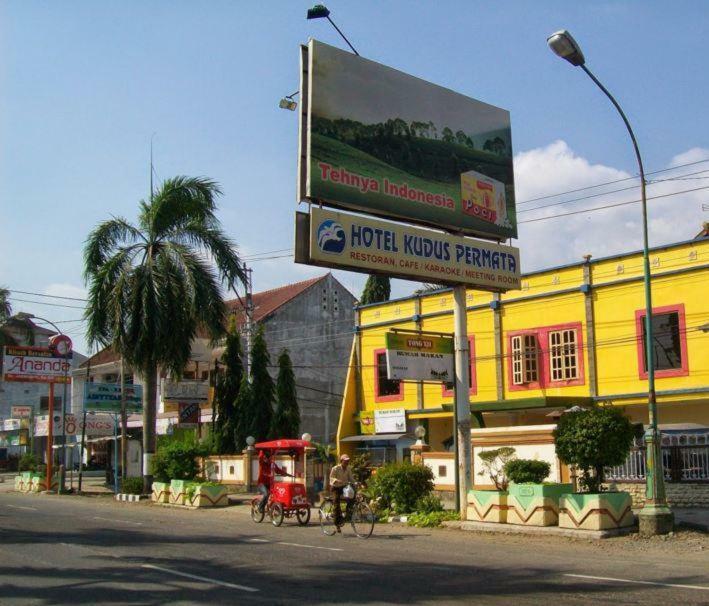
8;297;86;310
8;289;88;302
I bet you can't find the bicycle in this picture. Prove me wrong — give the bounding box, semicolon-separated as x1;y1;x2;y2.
318;484;375;539
250;491;310;527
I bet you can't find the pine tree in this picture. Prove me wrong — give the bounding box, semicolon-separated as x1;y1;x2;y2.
271;349;300;438
241;324;274;442
233;374;252;451
360;274;391;305
212;317;243;454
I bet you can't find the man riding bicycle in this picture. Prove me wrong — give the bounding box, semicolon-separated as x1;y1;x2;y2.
329;454;356;532
257;450;289;513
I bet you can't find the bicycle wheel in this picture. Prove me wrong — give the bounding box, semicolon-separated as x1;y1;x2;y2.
350;502;375;539
296;506;311;526
318;499;337;536
270;502;284;527
250;498;264;523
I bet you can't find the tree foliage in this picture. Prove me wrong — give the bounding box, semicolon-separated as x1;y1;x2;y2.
360;275;391;305
271;349;300;439
152;435;209;483
368;462;434;514
553;406;635;493
212;316;243;454
0;286;11;323
83;176;245;490
233;374;253;451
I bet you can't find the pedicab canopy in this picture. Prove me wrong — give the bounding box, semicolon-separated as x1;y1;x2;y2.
254;439;312;451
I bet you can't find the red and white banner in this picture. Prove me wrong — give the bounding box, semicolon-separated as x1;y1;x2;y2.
2;346;72;383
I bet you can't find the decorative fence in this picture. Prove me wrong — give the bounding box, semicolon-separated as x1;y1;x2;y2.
606;443;709;483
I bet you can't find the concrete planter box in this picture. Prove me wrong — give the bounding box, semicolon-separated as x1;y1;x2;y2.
466;489;508;523
559;492;634;531
14;475;25;491
151;481;170;504
29;473;58;492
169;480;189;505
187;484;228;508
507;483;572;526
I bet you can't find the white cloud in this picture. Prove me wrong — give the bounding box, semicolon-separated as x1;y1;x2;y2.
513;141;708;272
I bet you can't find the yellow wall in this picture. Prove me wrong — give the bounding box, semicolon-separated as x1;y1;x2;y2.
339;238;709;446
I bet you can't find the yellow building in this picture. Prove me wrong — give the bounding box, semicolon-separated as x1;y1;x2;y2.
337;235;709;475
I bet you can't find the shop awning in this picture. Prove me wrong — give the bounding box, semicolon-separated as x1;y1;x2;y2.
340;433;411;442
439;396;594;414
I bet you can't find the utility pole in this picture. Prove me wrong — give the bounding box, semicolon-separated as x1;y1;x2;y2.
243;265;254;379
453;285;472;517
120;357;127;482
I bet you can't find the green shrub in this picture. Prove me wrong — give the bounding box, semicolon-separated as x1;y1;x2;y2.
121;477;144;495
368;462;434;514
504;459;551;484
351;452;373;484
554;406;635;493
477;447;516;490
407;511;459;528
152;436;209;483
18;453;39;472
415;494;443;514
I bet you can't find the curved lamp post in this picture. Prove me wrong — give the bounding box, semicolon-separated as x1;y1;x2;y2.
547;30;673;535
306;4;359;56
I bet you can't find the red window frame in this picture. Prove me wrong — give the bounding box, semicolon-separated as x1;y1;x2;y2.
374;348;405;403
442;336;477;397
634;303;689;379
506;322;585;391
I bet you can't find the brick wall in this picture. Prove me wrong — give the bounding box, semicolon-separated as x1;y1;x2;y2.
607;482;709;508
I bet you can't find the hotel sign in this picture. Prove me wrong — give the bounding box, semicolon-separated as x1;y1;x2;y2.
297;207;520;291
84;383;143;413
2;346;72;383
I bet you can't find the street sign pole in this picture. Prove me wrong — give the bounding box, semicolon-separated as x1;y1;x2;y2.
113;414;119;494
46;382;55;492
78;409;87;492
59;360;69;492
453;285;472;518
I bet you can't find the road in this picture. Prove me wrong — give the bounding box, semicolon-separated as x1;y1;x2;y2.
0;491;707;605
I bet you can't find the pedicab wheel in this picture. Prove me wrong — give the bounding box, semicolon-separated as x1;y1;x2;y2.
318;499;337;536
270;502;284;527
296;506;311;526
250;498;264;523
350;502;375;539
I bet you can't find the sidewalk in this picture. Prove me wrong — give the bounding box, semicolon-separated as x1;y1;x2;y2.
674;508;709;532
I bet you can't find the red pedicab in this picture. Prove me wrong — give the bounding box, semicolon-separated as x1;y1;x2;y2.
250;439;312;527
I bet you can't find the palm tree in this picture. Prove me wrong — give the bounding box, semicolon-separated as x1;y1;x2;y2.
84;176;245;492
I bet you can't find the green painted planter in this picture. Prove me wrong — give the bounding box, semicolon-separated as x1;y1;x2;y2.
559;492;634;530
14;475;24;491
30;473;58;492
466;489;508;523
151;481;170;504
169;479;189;505
507;483;572;526
187;484;228;508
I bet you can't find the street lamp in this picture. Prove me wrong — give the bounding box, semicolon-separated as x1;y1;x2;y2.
306;4;359;56
18;313;72;493
279;91;299;111
547;30;673;535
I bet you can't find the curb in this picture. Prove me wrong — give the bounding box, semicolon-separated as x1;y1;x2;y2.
443;520;637;540
115;493;146;502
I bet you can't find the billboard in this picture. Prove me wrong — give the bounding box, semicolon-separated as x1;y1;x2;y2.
297;207;520;291
161;380;209;404
385;332;454;382
34;413;114;437
2;346;72;383
299;39;517;241
11;406;33;419
83;383;143;413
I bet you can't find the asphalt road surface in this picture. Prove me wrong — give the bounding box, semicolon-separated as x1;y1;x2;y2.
0;491;707;605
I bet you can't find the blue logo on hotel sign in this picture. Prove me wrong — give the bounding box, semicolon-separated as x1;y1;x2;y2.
316;220;346;254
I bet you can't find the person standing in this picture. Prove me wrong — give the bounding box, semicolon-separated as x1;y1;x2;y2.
329;454;355;531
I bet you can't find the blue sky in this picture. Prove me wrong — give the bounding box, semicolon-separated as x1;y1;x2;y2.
1;1;708;355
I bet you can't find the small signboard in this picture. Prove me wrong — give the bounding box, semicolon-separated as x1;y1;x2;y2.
11;405;33;419
297;207;520;291
359;411;375;435
385;332;454;382
374;408;406;434
162;380;209;404
178;402;200;427
2;346;72;383
34;413;114;437
84;383;143;413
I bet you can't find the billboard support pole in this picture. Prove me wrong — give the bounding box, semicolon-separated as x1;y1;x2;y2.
453;285;472;519
46;382;54;492
78;409;87;492
120;358;127;483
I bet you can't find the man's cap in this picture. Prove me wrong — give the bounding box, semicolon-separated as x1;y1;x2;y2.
340;454;350;461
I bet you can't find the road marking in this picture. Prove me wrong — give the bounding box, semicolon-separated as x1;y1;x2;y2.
277;541;343;552
6;504;37;511
141;564;259;592
564;574;709;591
93;516;142;526
248;538;270;542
